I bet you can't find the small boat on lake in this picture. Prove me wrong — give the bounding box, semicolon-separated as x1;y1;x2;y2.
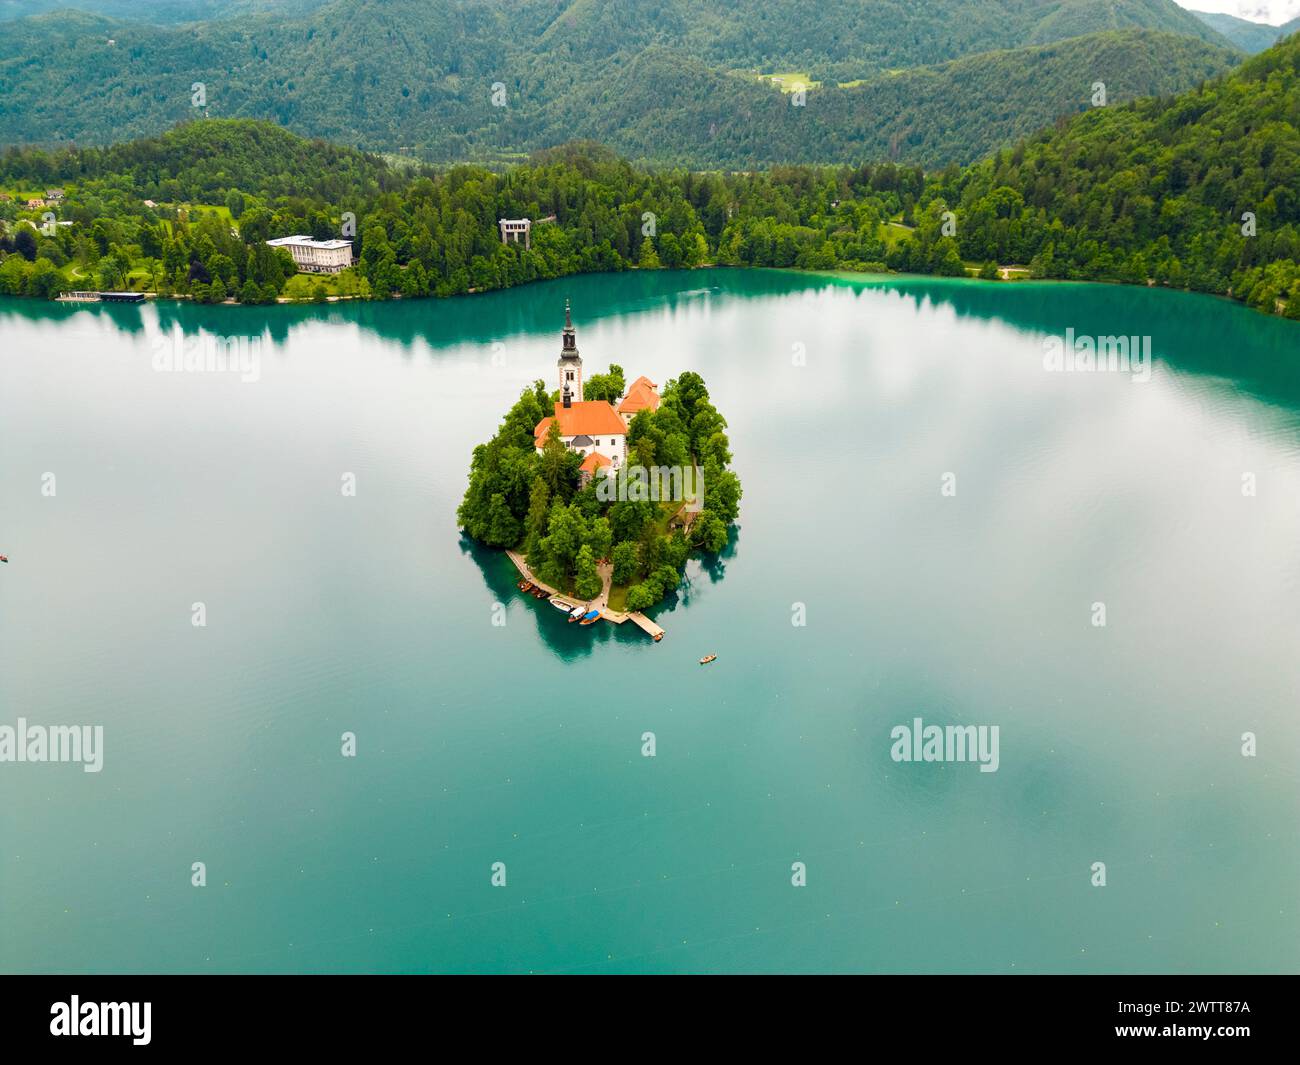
531;587;549;599
699;654;717;665
0;555;8;563
567;604;586;622
550;598;574;613
518;580;534;592
579;610;601;625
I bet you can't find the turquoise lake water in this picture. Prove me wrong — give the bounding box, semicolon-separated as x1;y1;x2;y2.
1;269;1298;973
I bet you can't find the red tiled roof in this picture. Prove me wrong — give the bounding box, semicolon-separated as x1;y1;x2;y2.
534;401;626;444
618;378;660;415
579;451;613;473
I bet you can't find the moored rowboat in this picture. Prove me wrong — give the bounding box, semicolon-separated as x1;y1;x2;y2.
699;654;717;665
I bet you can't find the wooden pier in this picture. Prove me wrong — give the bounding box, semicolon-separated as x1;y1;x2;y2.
506;549;664;641
617;611;665;641
57;291;147;304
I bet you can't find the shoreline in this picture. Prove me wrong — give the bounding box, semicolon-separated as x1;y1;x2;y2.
23;264;1299;321
504;549;664;642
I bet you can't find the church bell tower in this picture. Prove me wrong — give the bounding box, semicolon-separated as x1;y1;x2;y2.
558;299;583;401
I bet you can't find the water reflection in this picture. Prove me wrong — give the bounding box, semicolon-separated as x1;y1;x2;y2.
457;527;739;657
6;269;1296;410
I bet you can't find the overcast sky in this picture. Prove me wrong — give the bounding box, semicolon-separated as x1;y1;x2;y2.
1177;0;1300;23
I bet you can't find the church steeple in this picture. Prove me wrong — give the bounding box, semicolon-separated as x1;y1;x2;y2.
558;298;583;400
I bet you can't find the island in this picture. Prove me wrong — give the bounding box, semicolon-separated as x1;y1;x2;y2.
457;302;742;638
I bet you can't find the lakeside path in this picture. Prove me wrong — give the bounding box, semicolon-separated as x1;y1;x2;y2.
505;549;664;641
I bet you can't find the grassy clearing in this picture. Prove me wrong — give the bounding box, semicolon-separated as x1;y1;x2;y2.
154;204;236;230
279;267;367;300
606;584;629;613
2;187;52;202
878;221;914;252
759;71;822;92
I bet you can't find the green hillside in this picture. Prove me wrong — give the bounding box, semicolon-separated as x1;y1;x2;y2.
0;118;400;201
0;0;1241;164
1;33;1295;315
924;26;1300;313
540;30;1239;168
1191;10;1286;53
0;0;329;23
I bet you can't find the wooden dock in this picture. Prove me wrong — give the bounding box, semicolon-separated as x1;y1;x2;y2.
624;612;665;641
598;604;665;641
506;550;557;597
57;290;147;304
506;549;664;641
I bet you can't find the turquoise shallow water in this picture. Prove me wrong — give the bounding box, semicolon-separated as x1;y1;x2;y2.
1;269;1298;973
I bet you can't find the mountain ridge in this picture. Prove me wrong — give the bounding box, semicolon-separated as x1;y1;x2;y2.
0;0;1242;165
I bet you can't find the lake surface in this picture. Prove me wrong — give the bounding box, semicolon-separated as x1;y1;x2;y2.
2;269;1298;974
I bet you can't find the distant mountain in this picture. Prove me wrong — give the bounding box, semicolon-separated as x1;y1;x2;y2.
1021;0;1231;44
0;1;329;23
0;30;1294;315
541;31;1240;168
1190;10;1288;51
0;0;1242;164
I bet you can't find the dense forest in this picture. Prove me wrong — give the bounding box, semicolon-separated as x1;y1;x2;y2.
0;0;329;23
1;30;1298;316
0;0;1244;167
558;31;1237;170
930;24;1300;315
458;371;742;612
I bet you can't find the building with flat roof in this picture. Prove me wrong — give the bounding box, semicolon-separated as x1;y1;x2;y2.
266;235;353;274
499;218;532;249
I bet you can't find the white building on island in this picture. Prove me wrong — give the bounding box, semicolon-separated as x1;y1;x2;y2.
265;235;354;274
534;302;661;483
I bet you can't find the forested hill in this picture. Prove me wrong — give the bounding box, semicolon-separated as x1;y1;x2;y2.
0;0;1241;165
1;34;1296;315
549;30;1239;169
0;120;403;202
1192;11;1284;52
924;27;1300;312
1192;11;1300;53
0;0;329;23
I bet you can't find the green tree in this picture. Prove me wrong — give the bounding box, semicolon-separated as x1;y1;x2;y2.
611;541;638;585
638;238;661;270
574;545;602;600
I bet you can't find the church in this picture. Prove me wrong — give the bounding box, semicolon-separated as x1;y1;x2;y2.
533;302;660;482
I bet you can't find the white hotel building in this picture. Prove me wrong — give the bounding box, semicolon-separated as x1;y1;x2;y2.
265;236;354;274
